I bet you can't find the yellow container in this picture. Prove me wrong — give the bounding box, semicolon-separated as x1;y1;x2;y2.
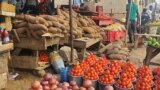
0;2;15;16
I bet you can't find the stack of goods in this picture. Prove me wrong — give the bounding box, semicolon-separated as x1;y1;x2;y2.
146;20;160;26
147;37;160;48
30;53;160;90
134;66;153;90
103;23;126;32
105;40;129;60
12;9;105;40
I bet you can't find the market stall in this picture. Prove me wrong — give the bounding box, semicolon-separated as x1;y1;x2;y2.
0;1;15;89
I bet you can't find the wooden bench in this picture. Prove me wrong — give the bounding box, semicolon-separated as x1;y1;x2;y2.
134;34;160;49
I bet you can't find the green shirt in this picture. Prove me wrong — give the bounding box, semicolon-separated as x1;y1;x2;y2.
126;2;138;21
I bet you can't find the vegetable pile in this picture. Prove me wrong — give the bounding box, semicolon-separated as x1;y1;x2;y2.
12;8;105;40
29;73;96;90
103;23;126;32
147;37;160;48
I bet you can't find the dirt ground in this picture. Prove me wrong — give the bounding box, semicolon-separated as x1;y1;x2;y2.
5;47;160;90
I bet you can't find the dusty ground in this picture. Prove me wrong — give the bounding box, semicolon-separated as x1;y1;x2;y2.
5;47;160;90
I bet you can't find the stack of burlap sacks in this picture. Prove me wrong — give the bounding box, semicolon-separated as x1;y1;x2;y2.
105;40;130;60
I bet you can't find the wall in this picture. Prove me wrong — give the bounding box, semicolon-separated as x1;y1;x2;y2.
100;0;127;19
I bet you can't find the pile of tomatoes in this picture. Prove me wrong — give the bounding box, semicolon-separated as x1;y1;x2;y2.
153;66;160;78
93;63;104;75
108;61;122;78
121;62;136;81
96;57;110;69
99;70;114;85
134;66;153;90
85;53;96;66
80;60;90;71
84;67;99;80
154;78;160;90
70;64;84;76
38;51;50;62
116;72;133;89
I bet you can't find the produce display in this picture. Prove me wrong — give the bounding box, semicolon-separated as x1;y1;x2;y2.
99;70;114;85
147;37;160;48
29;73;96;90
135;66;153;90
38;51;50;62
30;54;160;90
105;40;129;60
103;23;126;31
83;67;99;80
145;20;160;26
116;72;133;89
108;61;122;78
12;8;105;40
70;64;84;76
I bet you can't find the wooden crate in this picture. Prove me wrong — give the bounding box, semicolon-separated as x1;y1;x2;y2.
0;73;7;90
0;2;15;16
10;50;49;70
14;35;61;50
0;52;9;74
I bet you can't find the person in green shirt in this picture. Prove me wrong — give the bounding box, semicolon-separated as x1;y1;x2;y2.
126;0;140;43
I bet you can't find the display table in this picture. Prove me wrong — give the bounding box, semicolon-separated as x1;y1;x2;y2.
143;45;160;66
134;34;160;49
73;37;101;59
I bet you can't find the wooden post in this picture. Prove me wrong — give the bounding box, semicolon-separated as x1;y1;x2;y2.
69;0;74;63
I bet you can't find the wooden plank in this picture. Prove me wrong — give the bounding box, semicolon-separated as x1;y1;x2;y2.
0;43;13;54
73;38;101;48
13;29;21;42
10;56;37;69
98;43;113;54
0;73;7;90
135;34;160;37
0;52;9;74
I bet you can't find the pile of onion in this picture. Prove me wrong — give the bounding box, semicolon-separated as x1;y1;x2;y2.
29;73;96;90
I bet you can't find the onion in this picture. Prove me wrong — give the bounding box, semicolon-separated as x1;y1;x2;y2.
104;86;114;90
62;86;68;90
43;85;50;90
58;83;63;87
43;73;53;81
72;85;79;90
55;88;62;90
28;88;34;90
83;80;92;88
50;84;57;90
79;87;87;90
49;79;57;85
70;81;77;86
41;81;49;86
88;86;95;90
63;82;70;87
31;80;41;89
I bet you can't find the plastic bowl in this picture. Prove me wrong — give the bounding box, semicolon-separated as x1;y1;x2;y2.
114;84;133;90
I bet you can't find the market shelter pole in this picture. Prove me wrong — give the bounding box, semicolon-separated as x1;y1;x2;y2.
69;0;74;63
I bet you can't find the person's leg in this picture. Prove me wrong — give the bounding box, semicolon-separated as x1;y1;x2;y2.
128;22;133;43
131;20;137;42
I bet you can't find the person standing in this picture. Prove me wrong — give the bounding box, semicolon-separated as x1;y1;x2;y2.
126;0;140;43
